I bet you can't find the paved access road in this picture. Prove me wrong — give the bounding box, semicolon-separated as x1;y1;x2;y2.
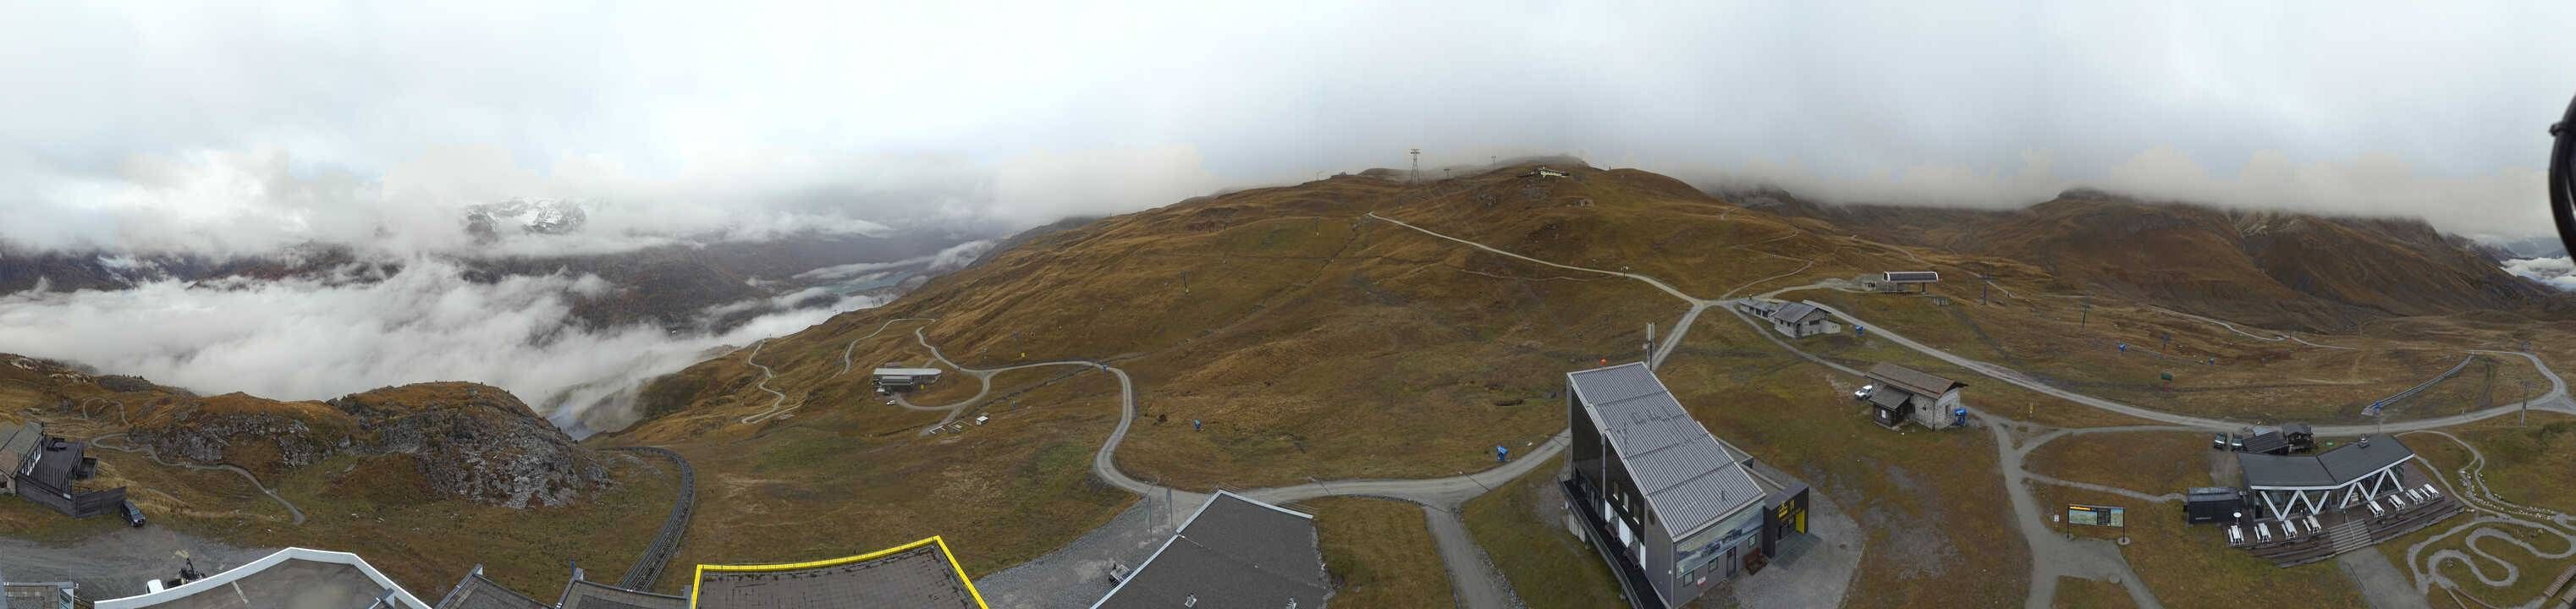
1794;300;2576;435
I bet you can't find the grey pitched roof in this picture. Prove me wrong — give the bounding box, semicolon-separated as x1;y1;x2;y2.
2316;436;2415;480
2241;431;2288;455
1865;388;1913;410
1568;363;1768;540
1094;491;1329;609
1866;363;1964;398
434;570;549;609
1765;302;1828;325
2237;453;2335;487
2240;435;2416;489
557;578;686;609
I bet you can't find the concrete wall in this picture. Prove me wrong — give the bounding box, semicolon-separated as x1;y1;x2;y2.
1913;389;1965;428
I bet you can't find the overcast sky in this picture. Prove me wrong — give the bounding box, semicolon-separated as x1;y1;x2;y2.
8;1;2576;254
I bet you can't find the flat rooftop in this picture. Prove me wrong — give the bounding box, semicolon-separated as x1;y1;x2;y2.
22;439;85;491
95;548;429;609
1094;491;1329;609
691;538;983;609
557;578;685;609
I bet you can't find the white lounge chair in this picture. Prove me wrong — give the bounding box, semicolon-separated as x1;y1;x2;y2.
2227;524;2247;546
2278;518;2300;538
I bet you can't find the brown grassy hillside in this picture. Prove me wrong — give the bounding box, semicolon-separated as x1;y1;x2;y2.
1759;189;2552;331
614;163;1933;490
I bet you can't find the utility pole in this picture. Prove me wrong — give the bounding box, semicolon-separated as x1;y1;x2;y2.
1410;148;1422;183
2524;380;2533;426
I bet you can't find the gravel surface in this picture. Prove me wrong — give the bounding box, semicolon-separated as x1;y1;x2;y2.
0;527;269;601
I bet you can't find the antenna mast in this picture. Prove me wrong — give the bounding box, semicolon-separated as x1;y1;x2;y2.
1410;148;1422;182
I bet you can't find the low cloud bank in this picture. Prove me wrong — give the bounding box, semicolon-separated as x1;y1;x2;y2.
2502;256;2576;291
4;145;1219;261
0;257;878;435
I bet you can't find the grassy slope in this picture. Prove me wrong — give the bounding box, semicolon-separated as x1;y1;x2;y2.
2379;416;2576;606
1663;315;2028;608
1461;454;1626;609
1309;497;1455;607
2050;577;2138;609
1794;283;2549;425
631;366;1136;590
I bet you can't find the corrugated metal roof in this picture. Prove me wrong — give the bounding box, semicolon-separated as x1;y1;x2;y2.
2237;453;2336;488
1866;363;1963;398
2317;435;2414;480
1568;363;1766;540
1766;302;1827;325
2240;435;2414;489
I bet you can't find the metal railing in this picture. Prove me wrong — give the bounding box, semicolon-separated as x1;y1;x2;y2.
2361;354;2474;418
607;447;696;590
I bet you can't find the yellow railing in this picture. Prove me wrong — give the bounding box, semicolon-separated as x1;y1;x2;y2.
688;535;988;609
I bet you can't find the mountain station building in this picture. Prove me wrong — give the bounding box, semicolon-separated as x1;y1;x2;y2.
2238;435;2422;518
1560;363;1813;609
1858;363;1967;430
870;368;944;393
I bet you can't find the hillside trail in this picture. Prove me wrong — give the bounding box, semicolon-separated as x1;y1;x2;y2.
86;432;306;525
2397;430;2576;607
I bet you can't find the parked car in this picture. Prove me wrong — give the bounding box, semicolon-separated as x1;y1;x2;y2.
120;499;146;528
2210;432;2228;450
1852;384;1875;401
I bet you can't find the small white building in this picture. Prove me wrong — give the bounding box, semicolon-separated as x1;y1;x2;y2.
1859;363;1967;430
1523;167;1568;178
1762;302;1841;338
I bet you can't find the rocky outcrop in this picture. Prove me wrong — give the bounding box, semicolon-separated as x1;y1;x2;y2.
333;382;607;508
126;382;606;508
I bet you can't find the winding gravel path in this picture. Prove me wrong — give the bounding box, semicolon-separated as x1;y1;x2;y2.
2399;431;2576;606
87;432;306;525
735;339;795;425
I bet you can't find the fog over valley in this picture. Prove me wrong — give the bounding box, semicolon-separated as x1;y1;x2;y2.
8;2;2576;432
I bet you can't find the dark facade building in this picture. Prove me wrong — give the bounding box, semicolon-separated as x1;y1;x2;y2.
4;423;125;518
1561;363;1811;609
2183;487;2244;524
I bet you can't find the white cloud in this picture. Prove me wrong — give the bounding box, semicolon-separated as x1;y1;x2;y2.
2503;256;2576;291
0;258;878;434
8;2;2571;255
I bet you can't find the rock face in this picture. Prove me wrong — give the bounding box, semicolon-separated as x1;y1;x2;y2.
129;382;607;508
